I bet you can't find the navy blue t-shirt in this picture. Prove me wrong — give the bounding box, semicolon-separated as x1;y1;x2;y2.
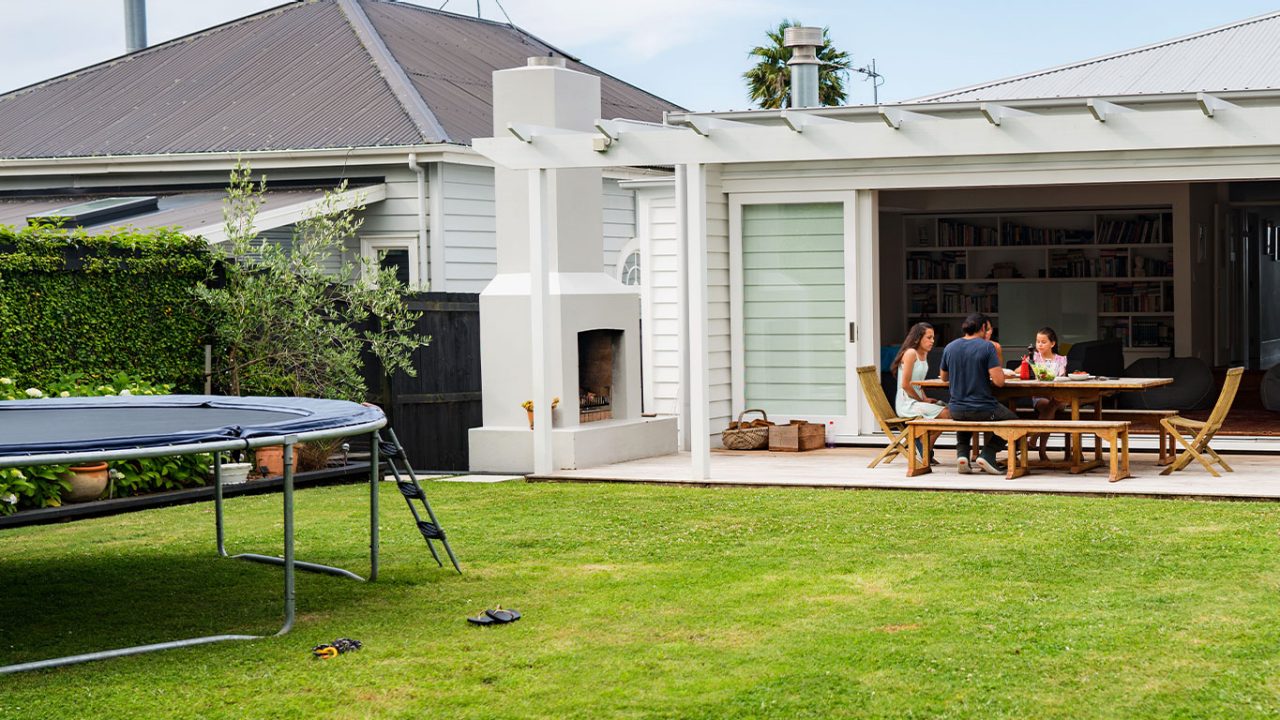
939;337;1000;413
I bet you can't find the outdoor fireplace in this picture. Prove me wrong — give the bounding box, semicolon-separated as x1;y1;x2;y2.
578;329;620;422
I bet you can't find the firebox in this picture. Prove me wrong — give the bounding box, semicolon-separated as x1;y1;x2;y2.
578;329;621;423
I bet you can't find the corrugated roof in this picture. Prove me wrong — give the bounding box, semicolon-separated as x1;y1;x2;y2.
0;0;681;159
909;11;1280;103
0;188;334;235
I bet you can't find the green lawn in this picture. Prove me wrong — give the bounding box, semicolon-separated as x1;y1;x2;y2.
3;481;1280;719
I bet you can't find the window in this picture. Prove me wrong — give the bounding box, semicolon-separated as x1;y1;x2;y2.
620;250;641;286
360;235;420;289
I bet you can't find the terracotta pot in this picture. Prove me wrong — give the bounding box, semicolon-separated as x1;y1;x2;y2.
62;462;109;503
255;446;298;477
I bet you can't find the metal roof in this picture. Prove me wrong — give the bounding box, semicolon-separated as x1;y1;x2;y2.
0;0;681;159
909;11;1280;103
0;187;343;236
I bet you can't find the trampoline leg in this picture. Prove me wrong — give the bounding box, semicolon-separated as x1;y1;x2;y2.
370;430;379;582
278;440;295;637
214;454;228;557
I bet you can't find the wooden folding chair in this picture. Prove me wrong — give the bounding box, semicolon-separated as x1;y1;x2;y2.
856;365;916;468
1160;367;1243;477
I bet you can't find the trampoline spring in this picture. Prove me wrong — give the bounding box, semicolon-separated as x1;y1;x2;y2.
396;482;425;500
416;521;446;540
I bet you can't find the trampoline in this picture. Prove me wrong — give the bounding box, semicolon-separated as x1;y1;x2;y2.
0;394;452;674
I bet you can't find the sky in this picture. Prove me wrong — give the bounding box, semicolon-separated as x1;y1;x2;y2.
2;1;1280;111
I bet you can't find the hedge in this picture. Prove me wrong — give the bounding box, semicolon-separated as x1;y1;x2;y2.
0;224;215;391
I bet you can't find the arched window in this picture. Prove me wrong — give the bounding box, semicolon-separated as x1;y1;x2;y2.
620;250;641;286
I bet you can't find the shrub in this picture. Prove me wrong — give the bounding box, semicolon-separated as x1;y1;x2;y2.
0;224;214;391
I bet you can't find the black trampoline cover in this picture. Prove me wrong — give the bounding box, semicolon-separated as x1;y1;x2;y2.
0;395;384;457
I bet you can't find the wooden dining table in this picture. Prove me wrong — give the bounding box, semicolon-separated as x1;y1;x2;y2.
913;376;1174;474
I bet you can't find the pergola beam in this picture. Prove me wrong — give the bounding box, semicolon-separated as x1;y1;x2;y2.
685;116;755;137
979;102;1033;126
507;122;587;144
1197;92;1240;118
780;109;851;133
879;105;936;130
1086;98;1131;123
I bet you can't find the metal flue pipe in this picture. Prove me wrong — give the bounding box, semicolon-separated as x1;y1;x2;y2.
125;0;147;53
783;26;823;108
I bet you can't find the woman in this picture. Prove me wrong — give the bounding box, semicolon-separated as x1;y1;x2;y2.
889;322;950;463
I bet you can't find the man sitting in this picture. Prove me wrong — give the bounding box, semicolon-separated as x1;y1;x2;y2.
939;312;1015;475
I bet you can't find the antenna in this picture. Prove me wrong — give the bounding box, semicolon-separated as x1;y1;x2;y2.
438;0;516;23
853;58;885;105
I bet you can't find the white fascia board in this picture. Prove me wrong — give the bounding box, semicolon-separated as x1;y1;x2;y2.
191;183;388;244
474;103;1280;170
0;145;483;177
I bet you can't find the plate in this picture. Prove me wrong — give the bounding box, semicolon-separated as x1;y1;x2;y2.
1067;374;1095;381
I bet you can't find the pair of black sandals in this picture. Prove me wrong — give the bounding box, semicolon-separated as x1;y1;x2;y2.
467;606;522;626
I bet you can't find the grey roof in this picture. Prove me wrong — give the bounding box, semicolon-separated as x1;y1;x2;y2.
0;188;331;235
0;0;681;159
909;11;1280;103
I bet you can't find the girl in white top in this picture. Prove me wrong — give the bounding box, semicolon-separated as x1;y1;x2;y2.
890;323;950;462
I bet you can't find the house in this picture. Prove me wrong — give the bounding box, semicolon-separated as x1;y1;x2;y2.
475;12;1280;475
0;0;680;290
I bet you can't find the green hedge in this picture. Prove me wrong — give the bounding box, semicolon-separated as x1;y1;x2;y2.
0;224;215;391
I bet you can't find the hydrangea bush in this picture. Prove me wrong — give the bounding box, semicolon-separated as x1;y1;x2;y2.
0;373;210;515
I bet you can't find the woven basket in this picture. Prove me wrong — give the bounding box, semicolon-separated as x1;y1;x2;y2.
721;409;771;450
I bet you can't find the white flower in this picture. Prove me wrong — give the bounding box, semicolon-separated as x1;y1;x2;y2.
59;391;70;398
24;388;42;398
119;389;132;396
0;377;11;385
2;493;15;505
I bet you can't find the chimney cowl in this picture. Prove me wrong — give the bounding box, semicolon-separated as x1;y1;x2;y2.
527;56;567;68
783;26;822;65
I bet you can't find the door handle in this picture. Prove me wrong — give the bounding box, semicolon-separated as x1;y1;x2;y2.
848;322;857;343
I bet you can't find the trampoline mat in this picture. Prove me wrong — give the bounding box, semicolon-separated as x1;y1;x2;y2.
0;395;384;457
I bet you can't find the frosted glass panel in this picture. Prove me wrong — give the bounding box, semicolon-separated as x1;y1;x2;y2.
742;203;845;416
999;283;1098;352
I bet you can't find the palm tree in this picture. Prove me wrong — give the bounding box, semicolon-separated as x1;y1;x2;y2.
743;20;852;109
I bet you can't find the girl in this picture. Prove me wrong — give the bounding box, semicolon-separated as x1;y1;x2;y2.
1031;326;1068;460
890;323;950;462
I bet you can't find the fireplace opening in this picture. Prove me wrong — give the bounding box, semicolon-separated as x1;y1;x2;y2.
578;329;621;423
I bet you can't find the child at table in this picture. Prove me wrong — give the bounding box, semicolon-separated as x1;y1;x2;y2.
1031;326;1068;460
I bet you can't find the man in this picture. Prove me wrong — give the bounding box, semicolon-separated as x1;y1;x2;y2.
939;312;1015;475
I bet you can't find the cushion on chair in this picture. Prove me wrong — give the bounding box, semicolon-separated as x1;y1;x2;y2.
1118;356;1216;411
1065;339;1125;378
1262;364;1280;412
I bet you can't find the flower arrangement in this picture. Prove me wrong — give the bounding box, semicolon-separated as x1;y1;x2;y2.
520;397;560;412
521;397;560;429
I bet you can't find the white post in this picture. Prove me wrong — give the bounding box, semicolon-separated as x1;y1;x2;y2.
675;165;691;452
685;164;711;480
529;168;554;474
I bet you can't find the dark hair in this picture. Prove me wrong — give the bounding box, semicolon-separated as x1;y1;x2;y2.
1036;326;1060;355
961;313;990;336
890;322;934;374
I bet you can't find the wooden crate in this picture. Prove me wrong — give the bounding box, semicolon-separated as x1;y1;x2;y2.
768;420;825;452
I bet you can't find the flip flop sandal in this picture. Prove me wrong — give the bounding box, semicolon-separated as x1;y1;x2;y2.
485;608;521;624
467;610;499;626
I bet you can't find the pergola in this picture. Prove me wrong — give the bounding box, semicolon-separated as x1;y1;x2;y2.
475;90;1280;479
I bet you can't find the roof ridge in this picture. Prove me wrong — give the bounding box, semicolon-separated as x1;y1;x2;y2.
0;1;302;102
339;0;450;143
907;10;1280;103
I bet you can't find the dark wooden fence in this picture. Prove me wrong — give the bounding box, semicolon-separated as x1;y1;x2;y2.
364;292;482;471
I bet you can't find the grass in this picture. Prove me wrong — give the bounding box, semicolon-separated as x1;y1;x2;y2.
2;481;1280;719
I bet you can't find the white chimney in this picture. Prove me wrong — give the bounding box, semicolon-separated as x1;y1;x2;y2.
784;26;823;108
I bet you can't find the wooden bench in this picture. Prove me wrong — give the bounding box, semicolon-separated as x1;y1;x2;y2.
1015;407;1177;465
906;418;1131;482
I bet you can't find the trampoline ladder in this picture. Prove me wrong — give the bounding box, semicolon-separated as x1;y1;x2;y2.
379;428;461;573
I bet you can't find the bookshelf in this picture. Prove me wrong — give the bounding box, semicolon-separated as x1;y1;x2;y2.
902;209;1174;357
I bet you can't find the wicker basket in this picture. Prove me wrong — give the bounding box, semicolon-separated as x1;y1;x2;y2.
721;409;772;450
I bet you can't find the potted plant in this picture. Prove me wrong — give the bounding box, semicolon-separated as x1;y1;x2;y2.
521;397;560;429
61;462;109;503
